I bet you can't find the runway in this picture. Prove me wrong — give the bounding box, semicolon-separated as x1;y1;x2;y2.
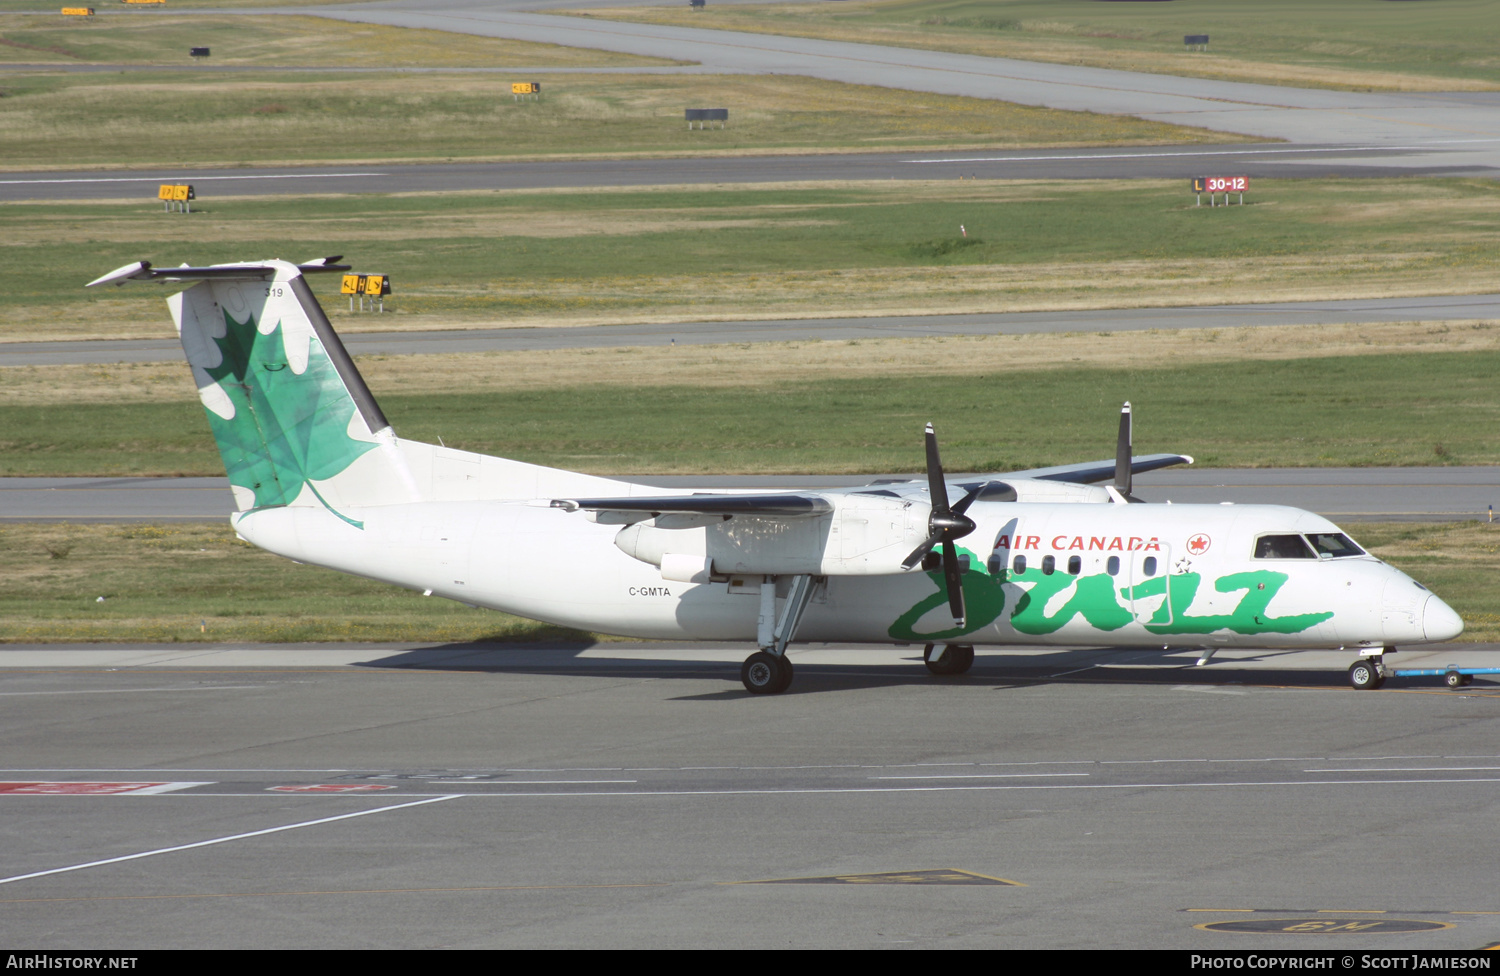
0;141;1482;203
1;641;1497;948
5;467;1497;523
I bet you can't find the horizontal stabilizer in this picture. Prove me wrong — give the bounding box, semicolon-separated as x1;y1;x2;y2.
86;257;350;288
552;493;834;517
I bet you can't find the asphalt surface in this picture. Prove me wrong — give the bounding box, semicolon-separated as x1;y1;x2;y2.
2;641;1498;948
6;468;1497;523
313;1;1500;161
6;0;1500;202
7;8;1499;950
2;141;1484;203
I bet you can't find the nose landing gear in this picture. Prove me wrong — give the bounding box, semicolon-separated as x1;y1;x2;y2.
1348;657;1386;690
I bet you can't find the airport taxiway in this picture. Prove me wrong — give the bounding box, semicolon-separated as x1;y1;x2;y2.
5;467;1498;523
1;641;1498;948
315;2;1500;153
6;4;1498;948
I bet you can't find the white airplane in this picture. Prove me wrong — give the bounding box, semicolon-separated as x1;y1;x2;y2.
88;257;1464;694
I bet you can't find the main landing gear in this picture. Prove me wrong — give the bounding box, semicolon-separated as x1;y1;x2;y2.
740;574;816;695
733;577;980;694
741;651;794;694
924;643;975;676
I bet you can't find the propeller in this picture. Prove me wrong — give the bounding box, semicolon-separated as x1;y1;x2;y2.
901;423;983;626
1113;401;1144;503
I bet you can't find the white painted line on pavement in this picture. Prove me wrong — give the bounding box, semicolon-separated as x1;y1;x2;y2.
0;795;456;886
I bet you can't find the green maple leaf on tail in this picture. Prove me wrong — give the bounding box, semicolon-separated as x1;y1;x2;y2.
200;310;377;520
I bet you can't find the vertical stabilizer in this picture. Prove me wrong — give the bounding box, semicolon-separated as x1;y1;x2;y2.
159;260;419;518
88;255;632;514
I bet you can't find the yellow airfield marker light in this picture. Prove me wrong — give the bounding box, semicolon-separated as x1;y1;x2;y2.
157;184;194;213
342;274;390;313
363;274;390;313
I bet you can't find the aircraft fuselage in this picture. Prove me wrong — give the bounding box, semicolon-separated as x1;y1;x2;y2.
234;497;1459;651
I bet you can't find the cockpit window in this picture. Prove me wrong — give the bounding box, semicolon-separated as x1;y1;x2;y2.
1254;534;1316;559
1307;533;1364;558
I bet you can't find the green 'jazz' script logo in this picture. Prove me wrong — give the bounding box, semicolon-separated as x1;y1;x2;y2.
889;553;1332;641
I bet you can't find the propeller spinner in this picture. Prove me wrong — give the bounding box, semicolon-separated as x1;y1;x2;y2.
901;423;983;626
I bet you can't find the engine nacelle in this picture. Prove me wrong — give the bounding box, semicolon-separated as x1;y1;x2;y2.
616;493;926;578
612;480;1110;579
1006;478;1111;503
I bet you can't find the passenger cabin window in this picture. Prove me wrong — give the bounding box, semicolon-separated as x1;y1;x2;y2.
1041;555;1055;576
1107;556;1120;576
1142;556;1157;577
1013;555;1027;575
1067;555;1081;575
1308;533;1364;558
1254;534;1316;559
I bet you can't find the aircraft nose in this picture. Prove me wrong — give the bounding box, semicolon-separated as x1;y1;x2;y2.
1423;594;1464;642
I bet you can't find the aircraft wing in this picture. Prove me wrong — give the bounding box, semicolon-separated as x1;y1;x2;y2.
1002;452;1193;485
551;493;834;517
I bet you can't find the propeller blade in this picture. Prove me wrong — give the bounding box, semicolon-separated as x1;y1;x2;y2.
1115;401;1133;498
941;539;966;625
902;531;945;571
924;423;950;515
908;424;978;622
950;483;985;517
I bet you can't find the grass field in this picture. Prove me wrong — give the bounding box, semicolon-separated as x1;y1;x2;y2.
0;13;675;67
577;0;1500;91
7;177;1499;342
4;520;1495;644
0;68;1231;172
0;521;586;644
5;332;1498;475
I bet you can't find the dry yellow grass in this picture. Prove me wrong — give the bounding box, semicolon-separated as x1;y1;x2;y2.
7;319;1496;407
13;178;1499;342
0;14;676;68
0;70;1239;173
9;207;842;245
14;252;1500;344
